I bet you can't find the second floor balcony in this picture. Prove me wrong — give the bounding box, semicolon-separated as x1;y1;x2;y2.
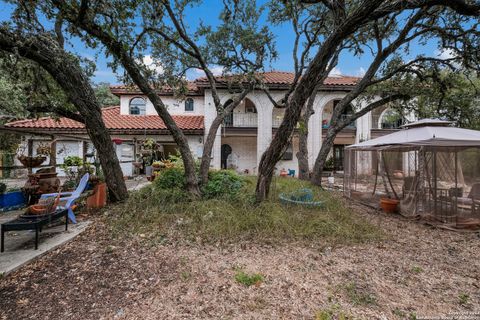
223;113;284;128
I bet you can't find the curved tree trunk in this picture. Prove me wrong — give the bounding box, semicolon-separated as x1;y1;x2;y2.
310;128;338;186
50;8;201;197
198;90;252;185
199;115;224;185
0;30;129;202
296;132;310;180
254;0;390;202
296;91;316;180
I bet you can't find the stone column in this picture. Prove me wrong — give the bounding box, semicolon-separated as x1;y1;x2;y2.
307;95;325;170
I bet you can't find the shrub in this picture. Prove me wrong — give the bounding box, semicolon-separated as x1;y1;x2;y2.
154;167;186;190
203;170;244;199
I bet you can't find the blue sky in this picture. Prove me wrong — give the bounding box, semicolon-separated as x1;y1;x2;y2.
0;1;443;84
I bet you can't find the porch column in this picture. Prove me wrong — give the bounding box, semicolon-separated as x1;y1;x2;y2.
307;95;325;170
256;102;273;166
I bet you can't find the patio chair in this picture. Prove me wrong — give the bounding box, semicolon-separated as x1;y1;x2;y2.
39;173;90;224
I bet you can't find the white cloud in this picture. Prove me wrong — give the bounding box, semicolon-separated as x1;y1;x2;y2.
328;67;342;77
142;55;164;75
436;48;456;60
193;65;225;77
356;67;366;77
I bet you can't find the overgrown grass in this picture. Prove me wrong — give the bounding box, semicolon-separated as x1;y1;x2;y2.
107;176;383;245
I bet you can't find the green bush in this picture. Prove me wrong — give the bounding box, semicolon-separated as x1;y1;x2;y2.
154;167;186;190
203;170;244;199
154;168;244;200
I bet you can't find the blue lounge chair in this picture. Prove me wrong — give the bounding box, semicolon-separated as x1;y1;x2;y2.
40;173;90;224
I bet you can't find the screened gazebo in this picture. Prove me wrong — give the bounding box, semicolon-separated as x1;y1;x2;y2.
344;119;480;230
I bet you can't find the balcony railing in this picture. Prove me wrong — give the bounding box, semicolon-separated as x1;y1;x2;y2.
322;114;356;129
223;113;258;127
371;114;406;129
222;113;285;128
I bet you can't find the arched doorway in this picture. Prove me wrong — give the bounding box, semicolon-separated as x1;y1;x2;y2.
221;144;232;169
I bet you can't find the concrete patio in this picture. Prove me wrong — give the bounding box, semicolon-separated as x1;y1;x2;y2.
0;210;91;275
0;177;150;276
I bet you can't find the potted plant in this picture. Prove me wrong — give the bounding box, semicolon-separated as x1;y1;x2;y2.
87;175;107;209
152;160;164;170
380;197;400;213
142;138;156;150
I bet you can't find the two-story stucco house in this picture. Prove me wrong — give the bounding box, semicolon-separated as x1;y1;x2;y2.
4;71;405;177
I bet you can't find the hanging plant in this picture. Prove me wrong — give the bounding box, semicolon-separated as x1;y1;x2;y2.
142;138;156;150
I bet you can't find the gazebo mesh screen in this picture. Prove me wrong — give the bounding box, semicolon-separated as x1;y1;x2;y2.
344;146;480;229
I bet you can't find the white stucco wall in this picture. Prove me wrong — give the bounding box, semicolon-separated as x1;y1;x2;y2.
120;95;204;116
221;136;257;174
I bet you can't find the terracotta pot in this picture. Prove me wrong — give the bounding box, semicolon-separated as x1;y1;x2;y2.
87;182;107;209
380;198;400;213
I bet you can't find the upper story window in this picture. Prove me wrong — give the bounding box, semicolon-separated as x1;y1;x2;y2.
185;98;194;112
129;97;146;115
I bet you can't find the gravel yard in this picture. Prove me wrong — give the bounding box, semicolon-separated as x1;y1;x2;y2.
0;202;479;320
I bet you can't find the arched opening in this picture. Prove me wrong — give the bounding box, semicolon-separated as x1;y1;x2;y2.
244;98;257;113
322;99;355;129
129;97;146;115
272;103;284;128
221;144;232;169
378;108;404;129
223;98;258;127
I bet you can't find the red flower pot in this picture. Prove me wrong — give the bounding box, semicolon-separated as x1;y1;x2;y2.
380;198;399;213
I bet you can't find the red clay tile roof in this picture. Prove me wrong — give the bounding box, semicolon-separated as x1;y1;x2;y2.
195;71;360;87
110;82;200;96
5;106;204;133
110;71;360;94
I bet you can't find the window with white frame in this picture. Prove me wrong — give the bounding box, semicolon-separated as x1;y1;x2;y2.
129;97;146;115
185;98;194;112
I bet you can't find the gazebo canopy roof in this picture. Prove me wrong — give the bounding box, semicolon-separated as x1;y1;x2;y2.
347;119;480;150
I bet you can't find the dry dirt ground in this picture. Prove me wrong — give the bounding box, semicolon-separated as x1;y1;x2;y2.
0;204;479;320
